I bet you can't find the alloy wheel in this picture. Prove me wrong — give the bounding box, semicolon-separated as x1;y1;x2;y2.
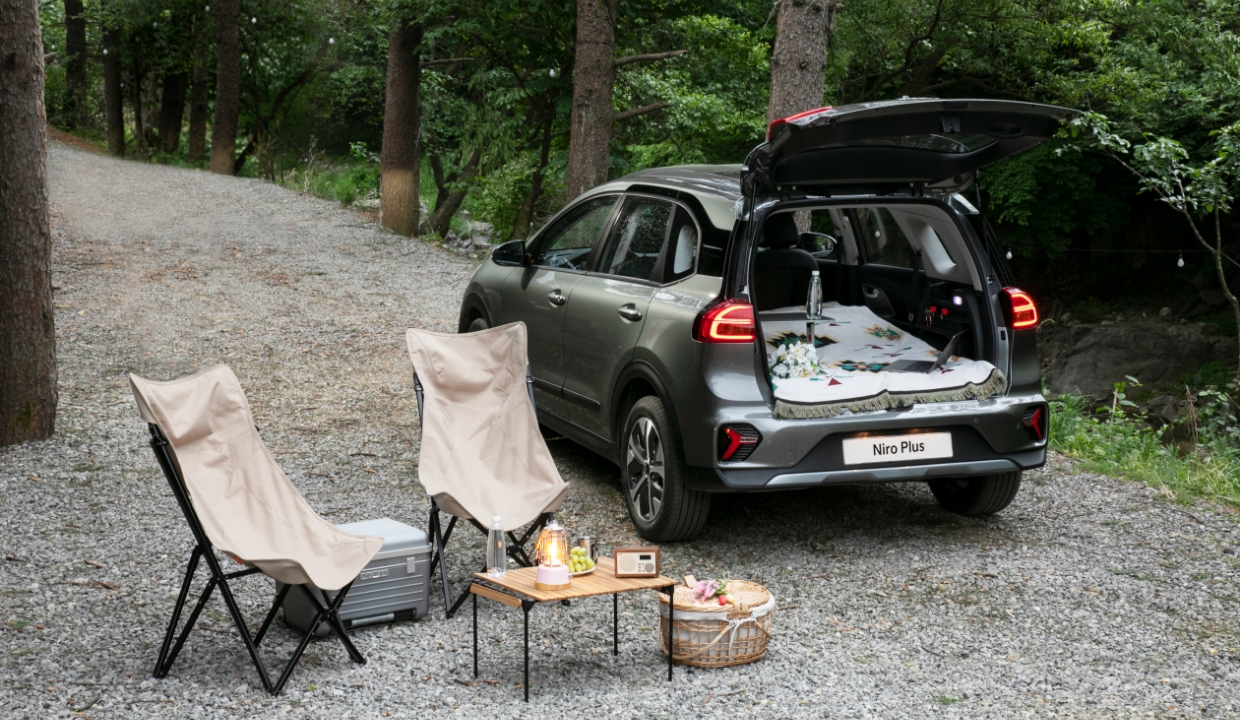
625;416;665;524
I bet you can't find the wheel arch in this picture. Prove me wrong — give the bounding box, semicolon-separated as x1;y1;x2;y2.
457;291;491;333
611;360;684;462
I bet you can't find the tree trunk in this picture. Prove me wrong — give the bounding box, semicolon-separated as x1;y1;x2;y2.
158;70;188;154
767;0;838;124
0;0;58;445
565;0;617;200
209;0;240;175
511;112;554;239
102;24;124;156
187;29;209;163
131;57;148;159
62;0;87;129
424;150;481;238
379;19;423;236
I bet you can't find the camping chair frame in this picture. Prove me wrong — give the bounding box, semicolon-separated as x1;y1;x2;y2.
145;424;365;696
414;368;553;619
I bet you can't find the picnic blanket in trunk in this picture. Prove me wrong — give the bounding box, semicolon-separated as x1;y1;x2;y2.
762;303;1007;419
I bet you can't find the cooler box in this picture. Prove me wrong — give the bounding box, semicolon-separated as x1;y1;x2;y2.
280;517;431;635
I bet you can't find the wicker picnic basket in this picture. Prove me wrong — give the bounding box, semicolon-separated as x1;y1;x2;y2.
656;579;775;668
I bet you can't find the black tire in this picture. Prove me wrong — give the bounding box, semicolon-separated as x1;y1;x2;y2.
929;471;1021;516
466;316;489;333
621;396;711;542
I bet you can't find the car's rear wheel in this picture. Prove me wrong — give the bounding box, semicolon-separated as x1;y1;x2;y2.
929;471;1021;516
621;396;710;542
466;316;489;333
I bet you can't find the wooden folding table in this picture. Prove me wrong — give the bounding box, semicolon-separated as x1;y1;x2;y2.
469;557;676;701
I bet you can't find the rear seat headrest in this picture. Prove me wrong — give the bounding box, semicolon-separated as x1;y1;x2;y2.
761;213;799;250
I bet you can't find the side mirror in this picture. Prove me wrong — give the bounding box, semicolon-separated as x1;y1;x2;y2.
492;239;526;267
799;232;837;255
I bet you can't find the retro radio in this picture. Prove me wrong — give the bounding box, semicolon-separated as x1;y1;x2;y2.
613;546;660;578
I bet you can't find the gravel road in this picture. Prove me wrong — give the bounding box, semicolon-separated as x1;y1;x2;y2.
2;143;1239;719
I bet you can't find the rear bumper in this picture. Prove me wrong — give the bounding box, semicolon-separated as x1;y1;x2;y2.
683;393;1048;492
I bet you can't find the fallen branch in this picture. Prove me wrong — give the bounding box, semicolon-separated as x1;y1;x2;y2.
919;643;945;658
614;102;671;123
44;52;57;63
614;49;686;68
423;57;476;68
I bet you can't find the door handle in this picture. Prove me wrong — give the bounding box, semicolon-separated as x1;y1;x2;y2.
862;285;880;299
617;304;643;321
548;291;567;306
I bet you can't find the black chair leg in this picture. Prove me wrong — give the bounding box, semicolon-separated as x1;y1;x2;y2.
155;575;216;679
154;546;203;676
212;556;275;692
269;584;363;694
254;582;292;648
429;505;456;618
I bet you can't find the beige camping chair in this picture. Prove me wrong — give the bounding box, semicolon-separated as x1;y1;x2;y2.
406;322;569;618
130;365;383;696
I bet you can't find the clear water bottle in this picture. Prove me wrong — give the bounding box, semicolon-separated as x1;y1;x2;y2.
807;270;823;320
486;515;506;578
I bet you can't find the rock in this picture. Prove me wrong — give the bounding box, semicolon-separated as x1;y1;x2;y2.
1060;312;1072;323
1159;307;1172;318
1199;289;1227;307
1040;320;1239;398
470;221;494;246
1147;395;1180;424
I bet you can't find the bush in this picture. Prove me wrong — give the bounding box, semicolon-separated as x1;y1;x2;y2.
1050;382;1240;508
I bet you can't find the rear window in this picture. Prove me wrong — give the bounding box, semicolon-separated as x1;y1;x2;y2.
852;208;918;268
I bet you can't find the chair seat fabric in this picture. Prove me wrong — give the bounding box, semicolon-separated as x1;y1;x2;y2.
130;365;381;590
406;322;568;531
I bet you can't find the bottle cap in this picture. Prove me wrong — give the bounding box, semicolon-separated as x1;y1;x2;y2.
492;514;502;523
811;270;820;276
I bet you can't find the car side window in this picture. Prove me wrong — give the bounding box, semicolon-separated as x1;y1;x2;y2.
665;206;698;282
597;197;673;282
529;196;617;270
852;207;917;268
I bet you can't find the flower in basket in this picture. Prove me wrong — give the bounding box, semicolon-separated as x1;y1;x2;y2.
770;339;822;380
691;574;733;605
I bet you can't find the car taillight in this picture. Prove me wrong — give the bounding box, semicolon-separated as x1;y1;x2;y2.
1022;405;1047;441
719;424;761;462
695;299;756;343
1002;287;1039;329
766;106;833;141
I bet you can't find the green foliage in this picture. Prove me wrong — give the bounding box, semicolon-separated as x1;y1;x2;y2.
1051;385;1240;508
614;14;770;170
45;0;1240;265
980;144;1132;257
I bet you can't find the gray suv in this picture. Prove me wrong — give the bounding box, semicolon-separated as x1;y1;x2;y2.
458;99;1069;541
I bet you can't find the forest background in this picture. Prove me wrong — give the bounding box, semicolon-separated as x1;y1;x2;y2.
36;0;1240;330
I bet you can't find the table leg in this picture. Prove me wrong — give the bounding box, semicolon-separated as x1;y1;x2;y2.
522;600;532;703
613;593;618;655
472;591;478;679
666;587;674;682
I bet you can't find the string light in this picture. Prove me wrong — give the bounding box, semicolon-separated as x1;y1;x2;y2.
549;69;557;78
1177;251;1185;268
328;37;335;45
1006;249;1012;260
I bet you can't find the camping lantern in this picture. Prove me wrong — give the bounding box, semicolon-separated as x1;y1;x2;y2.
534;521;571;590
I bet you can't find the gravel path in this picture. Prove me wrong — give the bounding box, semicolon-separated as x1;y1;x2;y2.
2;143;1239;719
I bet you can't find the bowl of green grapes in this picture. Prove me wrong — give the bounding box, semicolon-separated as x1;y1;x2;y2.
569;537;597;576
